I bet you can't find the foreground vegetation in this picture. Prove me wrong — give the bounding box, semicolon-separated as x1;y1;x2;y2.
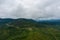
0;19;60;40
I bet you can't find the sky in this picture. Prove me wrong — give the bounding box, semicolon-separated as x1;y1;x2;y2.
0;0;60;20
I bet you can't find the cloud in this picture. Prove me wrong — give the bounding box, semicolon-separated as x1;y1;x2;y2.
0;0;60;19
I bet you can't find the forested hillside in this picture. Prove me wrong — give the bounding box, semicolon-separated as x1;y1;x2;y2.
0;18;60;40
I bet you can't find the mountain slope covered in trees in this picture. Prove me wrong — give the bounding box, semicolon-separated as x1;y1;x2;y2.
0;18;60;40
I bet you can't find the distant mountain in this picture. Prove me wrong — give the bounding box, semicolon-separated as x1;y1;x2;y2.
0;18;60;25
0;18;14;23
38;19;60;25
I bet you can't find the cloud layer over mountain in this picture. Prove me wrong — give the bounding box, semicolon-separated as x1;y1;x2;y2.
0;0;60;19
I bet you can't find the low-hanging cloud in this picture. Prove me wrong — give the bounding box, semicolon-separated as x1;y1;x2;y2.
0;0;60;19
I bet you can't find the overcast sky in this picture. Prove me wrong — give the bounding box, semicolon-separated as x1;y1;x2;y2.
0;0;60;19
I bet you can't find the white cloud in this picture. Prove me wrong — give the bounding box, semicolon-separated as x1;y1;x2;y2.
0;0;60;20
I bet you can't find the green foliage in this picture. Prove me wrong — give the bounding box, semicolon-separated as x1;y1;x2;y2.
0;19;60;40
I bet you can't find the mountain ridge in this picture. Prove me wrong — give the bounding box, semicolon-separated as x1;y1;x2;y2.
0;18;60;25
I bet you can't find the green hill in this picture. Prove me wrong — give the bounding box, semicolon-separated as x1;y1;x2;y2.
0;19;60;40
